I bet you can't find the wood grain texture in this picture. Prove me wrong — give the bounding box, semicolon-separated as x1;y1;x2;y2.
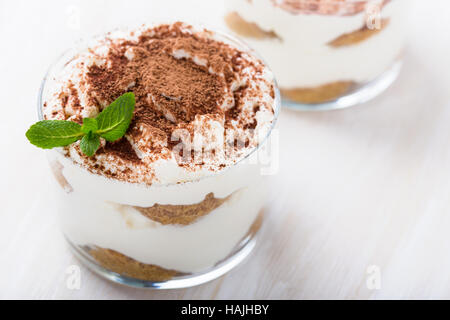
2;0;450;299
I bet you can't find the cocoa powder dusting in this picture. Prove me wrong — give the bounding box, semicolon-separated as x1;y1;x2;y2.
84;23;263;162
50;23;276;184
98;138;141;163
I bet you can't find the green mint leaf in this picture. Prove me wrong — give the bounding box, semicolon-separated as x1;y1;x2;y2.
96;92;135;142
26;120;83;149
79;131;100;157
81;117;98;134
27;92;135;156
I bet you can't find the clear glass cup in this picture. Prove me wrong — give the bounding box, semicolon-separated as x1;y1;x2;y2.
38;29;280;289
224;0;411;110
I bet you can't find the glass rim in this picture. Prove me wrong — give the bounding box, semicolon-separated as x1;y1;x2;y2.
37;23;281;188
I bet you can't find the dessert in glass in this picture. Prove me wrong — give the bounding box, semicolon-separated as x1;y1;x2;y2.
38;22;279;288
225;0;410;110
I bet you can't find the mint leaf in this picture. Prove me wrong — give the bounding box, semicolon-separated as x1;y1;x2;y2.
27;92;135;156
81;117;98;134
80;131;100;157
96;92;135;142
26;120;83;149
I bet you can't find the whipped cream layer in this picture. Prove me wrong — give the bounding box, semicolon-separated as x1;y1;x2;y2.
48;121;268;273
52;152;266;273
226;0;409;88
42;22;276;186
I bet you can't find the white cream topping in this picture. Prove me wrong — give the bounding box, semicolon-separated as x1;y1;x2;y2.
42;23;276;185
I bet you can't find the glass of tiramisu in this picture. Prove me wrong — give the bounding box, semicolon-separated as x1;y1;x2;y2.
34;22;279;288
225;0;411;110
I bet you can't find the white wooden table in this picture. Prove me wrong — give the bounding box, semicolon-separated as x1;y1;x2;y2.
2;0;450;299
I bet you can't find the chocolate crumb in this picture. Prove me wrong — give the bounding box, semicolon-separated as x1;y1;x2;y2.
99;138;141;163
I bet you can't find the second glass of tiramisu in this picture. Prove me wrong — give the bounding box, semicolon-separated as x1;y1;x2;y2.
36;22;279;288
225;0;411;110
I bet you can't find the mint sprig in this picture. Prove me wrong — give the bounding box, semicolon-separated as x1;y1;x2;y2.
81;117;98;134
96;92;135;141
26;92;135;156
26;120;84;149
80;131;101;157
